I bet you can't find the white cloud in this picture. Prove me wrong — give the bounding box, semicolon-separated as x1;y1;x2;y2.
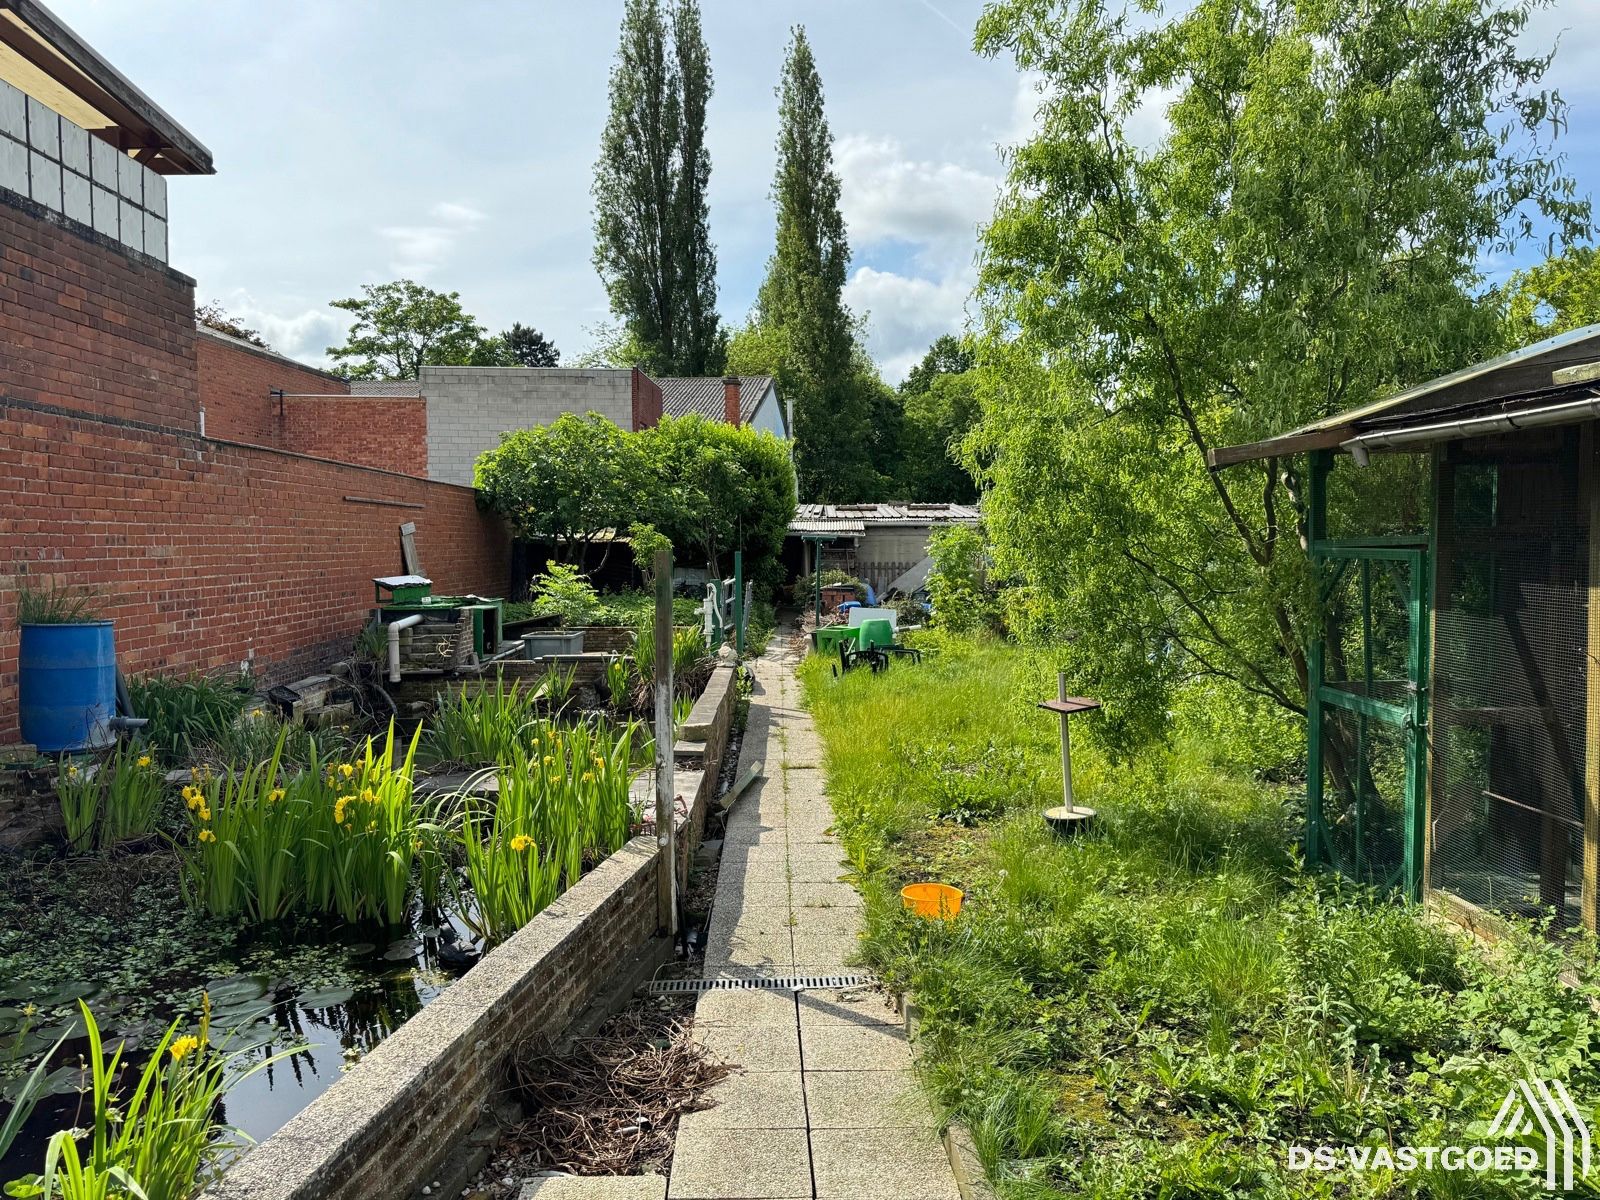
836;133;998;269
1005;70;1046;149
844;265;973;384
204;291;346;368
378;200;487;279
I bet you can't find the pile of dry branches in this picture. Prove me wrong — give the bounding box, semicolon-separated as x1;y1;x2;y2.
505;1007;731;1176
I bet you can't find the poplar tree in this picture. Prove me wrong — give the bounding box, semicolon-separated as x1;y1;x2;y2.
757;27;875;500
673;0;724;374
592;0;722;376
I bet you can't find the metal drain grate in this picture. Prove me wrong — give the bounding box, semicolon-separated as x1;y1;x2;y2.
648;974;874;995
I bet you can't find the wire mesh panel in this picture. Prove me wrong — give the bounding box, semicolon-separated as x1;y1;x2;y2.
1320;705;1410;887
1321;556;1420;707
1430;427;1589;930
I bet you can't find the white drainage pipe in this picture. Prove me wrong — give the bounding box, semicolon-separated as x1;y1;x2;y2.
387;614;424;683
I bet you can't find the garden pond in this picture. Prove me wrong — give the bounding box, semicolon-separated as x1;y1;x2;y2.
0;837;487;1181
0;653;708;1190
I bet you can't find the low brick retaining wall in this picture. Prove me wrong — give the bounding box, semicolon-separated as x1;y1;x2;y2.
574;625;637;653
205;681;737;1199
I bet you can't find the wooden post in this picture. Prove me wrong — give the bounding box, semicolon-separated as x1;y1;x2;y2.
733;550;745;657
653;549;678;936
1057;671;1077;811
1583;423;1600;931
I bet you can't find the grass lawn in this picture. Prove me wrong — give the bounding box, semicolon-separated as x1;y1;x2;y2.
800;632;1600;1200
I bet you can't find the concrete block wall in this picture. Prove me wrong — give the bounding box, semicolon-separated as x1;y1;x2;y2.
0;78;168;263
420;367;637;486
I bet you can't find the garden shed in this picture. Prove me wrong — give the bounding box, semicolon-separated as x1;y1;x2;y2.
1212;324;1600;934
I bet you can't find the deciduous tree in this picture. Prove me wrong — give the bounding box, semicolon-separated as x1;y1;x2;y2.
326;280;488;379
473;414;643;565
971;0;1588;749
1501;245;1600;345
894;336;980;503
637;414;797;585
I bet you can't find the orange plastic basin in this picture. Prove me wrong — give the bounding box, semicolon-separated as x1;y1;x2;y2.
901;882;963;920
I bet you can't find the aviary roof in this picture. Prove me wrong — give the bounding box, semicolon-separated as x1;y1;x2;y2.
657;376;776;422
0;0;212;174
1210;323;1600;466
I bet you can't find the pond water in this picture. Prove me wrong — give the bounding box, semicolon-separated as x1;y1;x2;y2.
0;889;480;1183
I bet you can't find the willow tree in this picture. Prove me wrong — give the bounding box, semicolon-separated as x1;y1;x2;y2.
970;0;1588;750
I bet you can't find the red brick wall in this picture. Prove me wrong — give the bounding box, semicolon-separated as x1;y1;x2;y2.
0;194;507;745
0;197;198;432
197;336;430;478
281;397;430;476
0;397;508;743
196;332;349;446
630;367;662;430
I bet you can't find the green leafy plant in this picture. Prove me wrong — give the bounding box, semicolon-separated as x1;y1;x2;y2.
24;1000;292;1200
633;619;713;698
925;525;991;633
456;720;643;946
54;758;100;852
603;655;634;706
198;707;318;771
178;724;427;925
99;742;165;847
420;675;542;769
14;580;101;626
530;561;605;627
127;672;250;760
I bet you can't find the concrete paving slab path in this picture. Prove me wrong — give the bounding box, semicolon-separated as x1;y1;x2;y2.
667;641;959;1200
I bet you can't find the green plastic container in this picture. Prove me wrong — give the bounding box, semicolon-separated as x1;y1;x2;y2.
815;626;861;656
858;619;895;650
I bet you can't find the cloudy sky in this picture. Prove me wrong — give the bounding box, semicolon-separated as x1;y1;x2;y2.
46;0;1600;383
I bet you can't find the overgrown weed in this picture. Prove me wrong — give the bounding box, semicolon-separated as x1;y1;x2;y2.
799;634;1600;1199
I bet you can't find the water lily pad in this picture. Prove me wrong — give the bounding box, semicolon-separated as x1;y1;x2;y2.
210;1001;275;1029
0;1007;23;1035
382;938;421;962
30;980;100;1008
1;1064;84;1103
36;1064;88;1097
4;1029;58;1058
35;1013;87;1042
295;986;355;1009
345;942;378;957
204;974;268;1005
109;1019;165;1051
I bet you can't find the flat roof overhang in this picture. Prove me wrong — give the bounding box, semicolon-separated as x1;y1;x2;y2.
1208;323;1600;468
0;0;212;174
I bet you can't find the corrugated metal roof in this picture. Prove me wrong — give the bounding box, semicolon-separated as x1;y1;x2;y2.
350;379;423;397
791;517;867;535
657;376;776;423
789;503;980;535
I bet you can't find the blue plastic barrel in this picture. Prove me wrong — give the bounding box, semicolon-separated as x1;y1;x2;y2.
19;621;116;752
